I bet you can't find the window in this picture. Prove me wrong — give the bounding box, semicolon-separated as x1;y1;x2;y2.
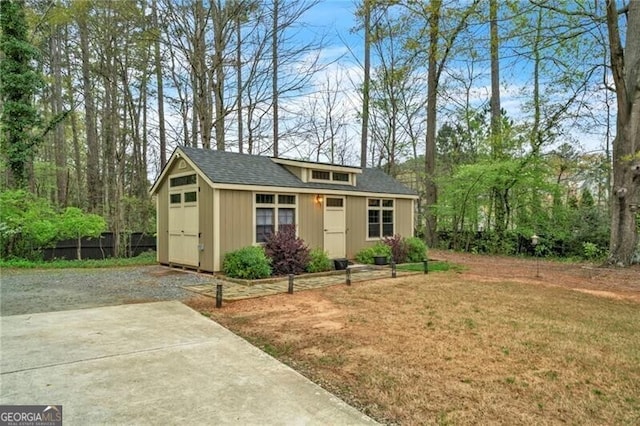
255;193;297;242
256;193;274;204
256;208;274;243
312;170;330;180
170;174;196;187
326;198;344;207
278;208;295;231
278;194;295;204
382;210;394;236
368;209;380;238
184;191;197;203
332;172;349;182
170;193;181;204
367;198;394;238
311;169;351;184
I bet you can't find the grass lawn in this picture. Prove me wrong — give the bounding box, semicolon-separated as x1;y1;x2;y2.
200;271;640;424
0;251;157;269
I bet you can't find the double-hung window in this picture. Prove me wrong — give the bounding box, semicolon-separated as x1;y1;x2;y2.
255;193;297;243
367;198;394;238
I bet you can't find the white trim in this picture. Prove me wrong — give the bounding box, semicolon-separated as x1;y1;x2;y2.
252;192;300;245
209;182;419;200
365;197;396;241
149;148;216;194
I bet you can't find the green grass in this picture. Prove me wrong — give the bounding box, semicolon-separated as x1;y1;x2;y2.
0;251;157;269
396;260;460;273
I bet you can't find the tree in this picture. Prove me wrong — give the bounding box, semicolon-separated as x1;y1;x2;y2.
409;0;480;246
58;206;106;260
606;1;640;266
360;0;371;168
0;0;44;188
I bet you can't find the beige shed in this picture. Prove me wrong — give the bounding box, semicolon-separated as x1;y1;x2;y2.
149;146;419;272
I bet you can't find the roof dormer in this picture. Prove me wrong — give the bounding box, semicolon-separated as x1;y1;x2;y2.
271;157;361;186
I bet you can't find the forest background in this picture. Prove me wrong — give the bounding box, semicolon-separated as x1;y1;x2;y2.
1;0;638;265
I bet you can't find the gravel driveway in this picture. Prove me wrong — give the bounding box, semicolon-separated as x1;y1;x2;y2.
0;265;213;316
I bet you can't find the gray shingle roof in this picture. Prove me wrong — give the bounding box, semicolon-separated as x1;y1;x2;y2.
177;146;417;196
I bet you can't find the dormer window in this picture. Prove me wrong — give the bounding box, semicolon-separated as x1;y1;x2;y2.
310;169;352;184
312;170;330;180
332;172;349;182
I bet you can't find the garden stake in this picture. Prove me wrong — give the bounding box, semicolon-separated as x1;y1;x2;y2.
346;268;351;285
216;284;223;308
423;259;428;274
391;261;396;278
288;274;294;294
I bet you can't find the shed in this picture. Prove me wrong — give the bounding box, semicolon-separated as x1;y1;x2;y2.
149;146;419;272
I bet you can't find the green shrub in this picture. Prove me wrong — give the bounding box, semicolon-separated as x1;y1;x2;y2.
405;237;428;262
355;242;392;264
223;246;272;279
307;248;333;273
582;242;603;260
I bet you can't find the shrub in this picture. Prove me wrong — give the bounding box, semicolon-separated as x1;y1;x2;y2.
405;236;428;262
307;248;333;273
223;246;272;279
383;234;409;264
263;224;310;275
355;242;392;264
582;242;603;261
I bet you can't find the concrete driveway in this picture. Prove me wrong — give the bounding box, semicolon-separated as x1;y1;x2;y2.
0;301;375;425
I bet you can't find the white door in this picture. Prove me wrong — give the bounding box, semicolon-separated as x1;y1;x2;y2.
323;196;346;258
168;188;199;267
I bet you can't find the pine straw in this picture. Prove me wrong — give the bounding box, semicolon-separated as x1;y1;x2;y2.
188;271;640;425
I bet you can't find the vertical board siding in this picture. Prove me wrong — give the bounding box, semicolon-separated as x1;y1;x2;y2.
219;190;253;262
199;182;214;272
298;193;323;250
346;195;374;258
395;199;414;238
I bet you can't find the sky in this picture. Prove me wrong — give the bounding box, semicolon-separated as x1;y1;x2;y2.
284;0;616;157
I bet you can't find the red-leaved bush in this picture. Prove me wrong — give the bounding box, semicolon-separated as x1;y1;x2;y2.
383;234;409;264
263;224;310;275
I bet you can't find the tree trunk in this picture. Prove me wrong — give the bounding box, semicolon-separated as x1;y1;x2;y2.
424;0;441;247
606;1;640;265
152;0;167;167
51;19;67;207
78;8;101;212
214;0;226;151
489;0;506;247
272;0;279;157
360;0;370;169
236;11;243;152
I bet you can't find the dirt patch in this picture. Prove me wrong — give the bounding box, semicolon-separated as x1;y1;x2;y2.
431;250;640;303
187;251;640;424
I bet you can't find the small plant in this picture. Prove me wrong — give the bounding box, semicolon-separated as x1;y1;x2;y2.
223;246;272;279
582;242;603;260
383;234;409;263
307;248;333;273
355;242;392;264
263;224;310;275
405;236;428;262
